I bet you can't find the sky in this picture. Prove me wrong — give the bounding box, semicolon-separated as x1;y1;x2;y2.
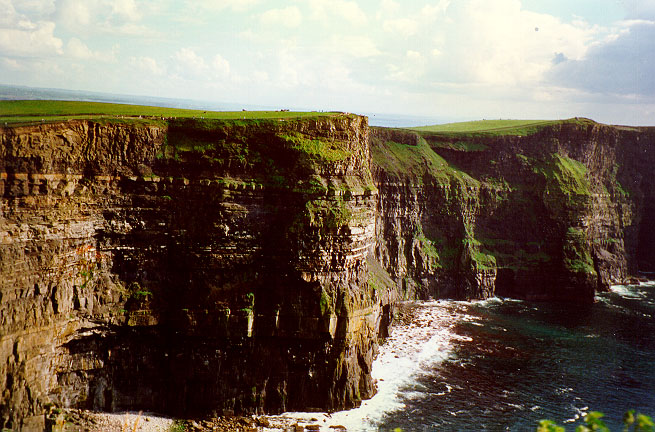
1;0;654;125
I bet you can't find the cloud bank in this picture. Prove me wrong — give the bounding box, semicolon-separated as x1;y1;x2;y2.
0;0;653;125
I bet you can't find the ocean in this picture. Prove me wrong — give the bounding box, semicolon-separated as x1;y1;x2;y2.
327;282;655;431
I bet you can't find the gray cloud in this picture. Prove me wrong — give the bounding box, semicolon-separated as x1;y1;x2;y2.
549;22;655;96
622;0;655;19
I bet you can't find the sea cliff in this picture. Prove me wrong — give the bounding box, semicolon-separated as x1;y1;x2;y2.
1;115;654;429
372;120;655;302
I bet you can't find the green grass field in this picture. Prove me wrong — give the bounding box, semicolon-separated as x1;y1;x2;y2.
0;100;345;125
408;118;595;136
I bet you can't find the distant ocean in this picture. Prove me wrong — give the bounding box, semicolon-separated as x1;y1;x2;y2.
0;84;448;128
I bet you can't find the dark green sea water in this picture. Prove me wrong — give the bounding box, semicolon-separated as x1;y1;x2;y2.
332;283;655;431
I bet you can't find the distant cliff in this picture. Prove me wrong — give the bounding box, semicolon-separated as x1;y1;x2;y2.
1;116;654;429
372;119;655;302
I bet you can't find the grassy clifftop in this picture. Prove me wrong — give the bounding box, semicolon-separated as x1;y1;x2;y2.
0;100;349;126
408;118;596;136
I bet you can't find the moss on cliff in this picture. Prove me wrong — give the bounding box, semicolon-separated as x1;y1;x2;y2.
297;197;353;232
281;132;352;162
538;155;591;204
415;232;442;270
563;227;596;275
371;133;479;191
152;117;363;197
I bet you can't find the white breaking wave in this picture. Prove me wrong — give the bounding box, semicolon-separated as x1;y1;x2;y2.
260;300;475;431
328;300;473;431
610;284;646;299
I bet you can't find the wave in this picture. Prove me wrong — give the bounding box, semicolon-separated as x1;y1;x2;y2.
329;301;471;430
260;301;472;431
609;284;646;299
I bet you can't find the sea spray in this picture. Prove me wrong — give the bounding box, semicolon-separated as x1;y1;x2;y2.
330;301;475;430
260;287;655;430
259;300;476;431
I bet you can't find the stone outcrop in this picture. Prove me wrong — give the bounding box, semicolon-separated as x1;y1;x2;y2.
2;115;655;429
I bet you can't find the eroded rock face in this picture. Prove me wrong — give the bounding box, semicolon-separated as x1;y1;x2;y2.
0;116;386;429
2;116;655;429
371;121;655;302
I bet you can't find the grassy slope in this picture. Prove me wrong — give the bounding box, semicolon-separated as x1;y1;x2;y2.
408;118;595;136
374;120;599;279
0;100;344;124
371;135;478;187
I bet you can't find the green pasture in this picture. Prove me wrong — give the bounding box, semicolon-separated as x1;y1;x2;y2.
409;118;595;136
0;100;343;125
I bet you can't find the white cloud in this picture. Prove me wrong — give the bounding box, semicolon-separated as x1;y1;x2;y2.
1;56;20;69
419;0;601;87
387;50;426;82
308;0;367;25
111;0;141;22
211;54;230;77
383;18;418;38
55;0;155;36
131;55;165;76
168;48;233;82
252;70;269;83
56;0;92;28
378;0;400;18
0;21;63;57
191;0;261;13
12;0;56;18
0;0;62;57
67;37;94;58
171;47;208;79
419;1;450;21
260;6;302;28
67;37;116;61
377;0;448;33
327;35;381;58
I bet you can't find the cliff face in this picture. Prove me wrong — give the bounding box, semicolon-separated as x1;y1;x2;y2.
372;120;655;302
0;116;388;429
2;116;655;429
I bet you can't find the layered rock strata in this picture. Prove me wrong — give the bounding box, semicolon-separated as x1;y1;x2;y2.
372;120;655;301
2;116;655;429
0;116;390;430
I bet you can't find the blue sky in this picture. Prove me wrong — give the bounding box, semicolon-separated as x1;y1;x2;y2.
1;0;654;125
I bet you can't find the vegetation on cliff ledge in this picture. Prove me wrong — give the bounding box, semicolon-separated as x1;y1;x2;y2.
281;131;352;162
371;134;479;191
